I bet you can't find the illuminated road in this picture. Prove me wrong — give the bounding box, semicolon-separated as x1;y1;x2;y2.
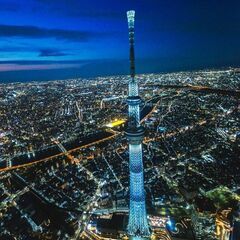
52;138;79;164
102;153;124;190
0;185;29;210
0;132;119;172
53;137;99;187
75;181;105;240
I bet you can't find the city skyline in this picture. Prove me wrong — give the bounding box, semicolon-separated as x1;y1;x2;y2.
0;3;239;240
0;0;240;82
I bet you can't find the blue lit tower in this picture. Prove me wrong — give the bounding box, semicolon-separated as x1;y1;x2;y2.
125;10;150;238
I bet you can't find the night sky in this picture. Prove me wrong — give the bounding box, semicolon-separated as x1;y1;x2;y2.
0;0;240;82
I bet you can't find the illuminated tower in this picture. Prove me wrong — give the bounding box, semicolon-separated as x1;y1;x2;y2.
125;10;150;238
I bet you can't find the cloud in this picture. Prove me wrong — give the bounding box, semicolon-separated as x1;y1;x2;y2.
0;60;89;82
0;46;71;58
39;49;69;57
0;24;104;42
0;63;82;72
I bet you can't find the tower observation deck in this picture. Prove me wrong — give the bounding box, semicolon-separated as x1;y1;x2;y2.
125;10;150;239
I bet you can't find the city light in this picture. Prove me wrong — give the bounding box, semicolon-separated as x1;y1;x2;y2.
0;2;239;240
106;119;126;128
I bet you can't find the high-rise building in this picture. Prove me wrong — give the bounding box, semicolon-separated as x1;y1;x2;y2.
125;10;150;239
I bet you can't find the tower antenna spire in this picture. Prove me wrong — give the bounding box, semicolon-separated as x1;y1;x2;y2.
127;10;135;80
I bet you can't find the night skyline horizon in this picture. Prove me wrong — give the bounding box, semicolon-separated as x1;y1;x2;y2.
0;0;240;82
0;60;239;84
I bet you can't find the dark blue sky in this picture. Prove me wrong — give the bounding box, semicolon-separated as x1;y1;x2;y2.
0;0;240;82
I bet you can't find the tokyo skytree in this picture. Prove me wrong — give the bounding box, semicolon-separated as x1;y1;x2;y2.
125;10;150;239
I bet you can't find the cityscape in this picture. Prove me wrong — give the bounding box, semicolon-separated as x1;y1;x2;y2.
0;1;240;240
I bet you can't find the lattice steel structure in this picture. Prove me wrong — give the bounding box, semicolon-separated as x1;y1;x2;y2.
125;10;150;238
